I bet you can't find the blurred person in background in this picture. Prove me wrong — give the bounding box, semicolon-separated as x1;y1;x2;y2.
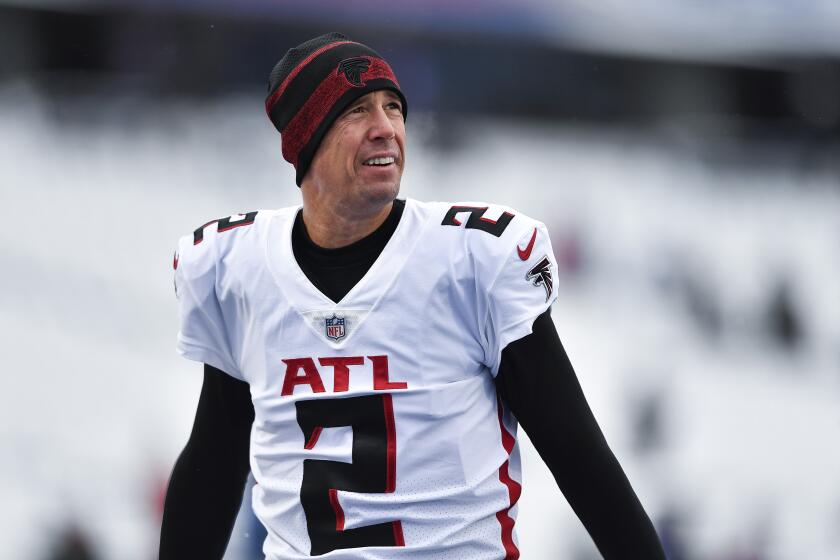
159;32;664;559
43;522;99;560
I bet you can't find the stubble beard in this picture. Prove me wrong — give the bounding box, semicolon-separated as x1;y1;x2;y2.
356;161;402;207
349;179;399;219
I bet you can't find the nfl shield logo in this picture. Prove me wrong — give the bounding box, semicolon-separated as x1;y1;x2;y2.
325;314;346;341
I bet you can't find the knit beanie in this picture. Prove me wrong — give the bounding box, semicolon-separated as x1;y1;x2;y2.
265;32;407;186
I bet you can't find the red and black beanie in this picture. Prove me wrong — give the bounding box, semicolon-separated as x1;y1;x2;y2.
265;32;407;186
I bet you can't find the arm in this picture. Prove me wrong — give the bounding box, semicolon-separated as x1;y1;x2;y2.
495;310;665;559
159;364;255;559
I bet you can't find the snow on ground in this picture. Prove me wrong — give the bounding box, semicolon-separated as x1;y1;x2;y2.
1;88;839;559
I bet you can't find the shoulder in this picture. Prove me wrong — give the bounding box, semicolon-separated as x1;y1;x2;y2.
173;207;295;282
406;199;552;294
410;198;546;256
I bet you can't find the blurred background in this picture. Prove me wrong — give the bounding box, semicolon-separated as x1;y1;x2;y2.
2;1;840;558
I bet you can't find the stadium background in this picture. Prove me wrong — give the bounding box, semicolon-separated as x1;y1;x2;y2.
1;1;839;558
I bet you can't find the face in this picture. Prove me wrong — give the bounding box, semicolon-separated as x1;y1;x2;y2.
304;89;406;213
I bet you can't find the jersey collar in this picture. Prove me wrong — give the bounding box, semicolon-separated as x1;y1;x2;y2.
265;199;424;347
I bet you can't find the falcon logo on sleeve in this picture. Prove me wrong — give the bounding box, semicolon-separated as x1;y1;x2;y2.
526;256;554;302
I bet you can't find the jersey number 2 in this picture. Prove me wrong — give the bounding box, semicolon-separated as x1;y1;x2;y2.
192;211;257;245
296;394;404;555
441;205;514;237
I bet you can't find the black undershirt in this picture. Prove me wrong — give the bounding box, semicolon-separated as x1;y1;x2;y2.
292;199;406;303
160;200;665;559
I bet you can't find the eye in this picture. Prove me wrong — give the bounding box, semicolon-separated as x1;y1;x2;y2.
386;101;402;113
343;105;365;117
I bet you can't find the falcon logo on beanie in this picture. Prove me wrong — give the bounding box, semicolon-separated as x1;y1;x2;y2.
337;57;372;87
265;32;407;186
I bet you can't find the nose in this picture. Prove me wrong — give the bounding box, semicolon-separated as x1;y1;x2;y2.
367;105;396;141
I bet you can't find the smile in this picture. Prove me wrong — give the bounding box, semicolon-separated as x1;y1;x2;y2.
363;156;396;166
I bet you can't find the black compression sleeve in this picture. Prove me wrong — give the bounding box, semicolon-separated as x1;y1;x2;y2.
495;311;665;559
159;364;255;560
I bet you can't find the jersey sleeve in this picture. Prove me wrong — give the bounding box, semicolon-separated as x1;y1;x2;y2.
482;221;558;376
173;231;244;380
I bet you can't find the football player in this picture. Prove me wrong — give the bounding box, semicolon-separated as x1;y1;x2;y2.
159;33;665;559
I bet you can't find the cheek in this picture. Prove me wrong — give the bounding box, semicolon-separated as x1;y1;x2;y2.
395;125;407;154
334;132;358;163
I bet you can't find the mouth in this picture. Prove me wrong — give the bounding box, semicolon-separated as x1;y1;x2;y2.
362;155;397;167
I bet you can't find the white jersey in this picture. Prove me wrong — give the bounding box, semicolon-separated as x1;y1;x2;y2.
174;198;558;559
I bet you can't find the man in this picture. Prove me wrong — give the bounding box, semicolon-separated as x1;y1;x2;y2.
160;33;665;559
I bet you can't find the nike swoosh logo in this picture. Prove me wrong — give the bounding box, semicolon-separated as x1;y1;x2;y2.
517;228;538;260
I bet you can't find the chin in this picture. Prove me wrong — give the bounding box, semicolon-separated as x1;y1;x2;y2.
361;180;400;205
